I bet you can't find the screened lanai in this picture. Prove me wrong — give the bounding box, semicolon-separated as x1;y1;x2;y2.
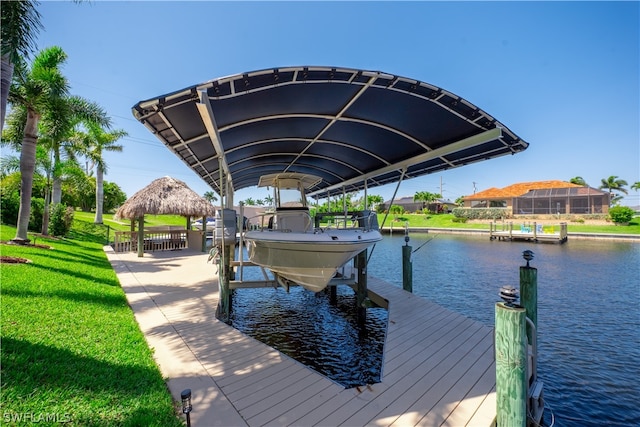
513;187;610;215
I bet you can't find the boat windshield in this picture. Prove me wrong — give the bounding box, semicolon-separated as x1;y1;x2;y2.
276;186;306;208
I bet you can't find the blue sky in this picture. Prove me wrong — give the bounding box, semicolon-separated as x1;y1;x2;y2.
29;1;640;206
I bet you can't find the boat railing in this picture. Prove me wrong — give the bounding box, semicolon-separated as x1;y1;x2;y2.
247;210;379;233
314;210;379;231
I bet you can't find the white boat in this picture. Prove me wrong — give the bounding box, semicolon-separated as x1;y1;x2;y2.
193;217;216;231
243;173;382;292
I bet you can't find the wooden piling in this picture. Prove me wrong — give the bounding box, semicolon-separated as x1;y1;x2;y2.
495;302;527;427
402;244;412;293
329;285;337;305
356;250;367;325
137;216;144;257
217;245;232;323
519;265;538;344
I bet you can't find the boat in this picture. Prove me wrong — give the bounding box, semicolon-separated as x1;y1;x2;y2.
243;173;382;292
193;217;216;231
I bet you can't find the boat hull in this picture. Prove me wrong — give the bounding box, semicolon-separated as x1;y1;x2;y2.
244;229;382;292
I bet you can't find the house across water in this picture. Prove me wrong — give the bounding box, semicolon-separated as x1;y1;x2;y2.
463;180;610;215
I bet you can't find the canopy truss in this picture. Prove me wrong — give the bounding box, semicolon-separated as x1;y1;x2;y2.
132;66;529;199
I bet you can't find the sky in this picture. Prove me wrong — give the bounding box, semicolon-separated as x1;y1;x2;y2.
17;1;640;207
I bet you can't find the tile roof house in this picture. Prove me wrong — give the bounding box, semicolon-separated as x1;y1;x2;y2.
463;180;610;215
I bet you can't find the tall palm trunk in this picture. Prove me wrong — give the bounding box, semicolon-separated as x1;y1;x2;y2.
0;54;14;130
52;149;62;203
13;109;40;242
94;164;104;224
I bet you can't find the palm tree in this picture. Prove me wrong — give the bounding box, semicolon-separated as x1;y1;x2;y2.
414;191;439;211
8;46;69;243
599;175;628;206
42;96;110;204
569;176;587;186
366;194;384;211
3;94;109;217
74;122;126;223
1;0;43;130
264;194;274;208
632;182;640;192
203;191;218;204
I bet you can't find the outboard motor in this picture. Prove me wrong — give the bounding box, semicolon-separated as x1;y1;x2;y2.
357;210;379;230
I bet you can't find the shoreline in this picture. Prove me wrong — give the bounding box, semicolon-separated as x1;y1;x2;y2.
380;226;640;242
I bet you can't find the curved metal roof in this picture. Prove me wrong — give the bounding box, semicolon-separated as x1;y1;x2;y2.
132;66;528;199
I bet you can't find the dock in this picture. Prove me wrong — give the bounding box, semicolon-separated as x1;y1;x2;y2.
105;247;496;426
490;221;568;243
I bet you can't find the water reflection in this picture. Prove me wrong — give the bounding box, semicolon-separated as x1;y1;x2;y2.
229;285;387;389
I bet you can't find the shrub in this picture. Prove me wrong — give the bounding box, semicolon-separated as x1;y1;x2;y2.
49;203;75;236
0;190;44;232
29;198;44;232
0;188;20;225
452;207;511;220
608;206;635;224
451;216;468;223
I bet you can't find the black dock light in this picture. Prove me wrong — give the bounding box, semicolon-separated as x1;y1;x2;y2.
181;388;192;427
499;285;519;306
404;222;410;245
522;249;534;267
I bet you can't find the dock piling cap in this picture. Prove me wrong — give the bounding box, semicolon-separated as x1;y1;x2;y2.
499;285;519;306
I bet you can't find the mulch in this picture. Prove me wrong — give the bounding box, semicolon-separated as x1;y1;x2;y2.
0;239;54;264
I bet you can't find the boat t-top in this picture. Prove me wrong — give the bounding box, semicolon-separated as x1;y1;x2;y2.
242;173;382;293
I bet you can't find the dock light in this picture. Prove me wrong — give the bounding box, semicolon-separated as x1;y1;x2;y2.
522;250;535;267
181;389;192;427
499;285;519;306
404;222;410;245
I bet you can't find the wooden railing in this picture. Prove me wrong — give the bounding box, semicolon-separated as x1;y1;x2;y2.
112;226;188;253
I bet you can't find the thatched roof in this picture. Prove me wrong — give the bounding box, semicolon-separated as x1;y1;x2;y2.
114;176;215;220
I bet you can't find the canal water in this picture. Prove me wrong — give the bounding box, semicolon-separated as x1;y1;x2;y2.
230;234;640;426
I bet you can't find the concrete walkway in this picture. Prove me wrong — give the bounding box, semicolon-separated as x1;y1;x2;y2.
105;246;247;426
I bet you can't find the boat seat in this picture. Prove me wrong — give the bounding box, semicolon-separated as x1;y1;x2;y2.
276;210;311;232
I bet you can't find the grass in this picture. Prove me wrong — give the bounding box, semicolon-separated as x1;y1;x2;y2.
377;213;640;234
0;221;184;426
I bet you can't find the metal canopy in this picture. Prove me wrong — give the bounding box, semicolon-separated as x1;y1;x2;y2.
132;66;529;199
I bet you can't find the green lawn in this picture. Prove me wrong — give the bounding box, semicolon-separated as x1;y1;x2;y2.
0;221;183;426
377;213;640;234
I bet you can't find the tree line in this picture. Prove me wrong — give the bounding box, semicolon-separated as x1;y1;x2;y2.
1;1;127;242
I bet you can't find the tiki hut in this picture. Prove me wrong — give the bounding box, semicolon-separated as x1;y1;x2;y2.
114;176;216;256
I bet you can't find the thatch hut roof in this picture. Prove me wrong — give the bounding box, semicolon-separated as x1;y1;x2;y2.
114;176;215;220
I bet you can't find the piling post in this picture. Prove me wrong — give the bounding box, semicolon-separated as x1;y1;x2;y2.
216;244;232;323
137;216;144;257
356;249;367;325
402;230;412;293
329;285;337;305
495;301;528;427
520;250;537;344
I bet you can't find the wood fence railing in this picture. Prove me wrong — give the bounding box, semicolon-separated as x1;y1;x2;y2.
113;226;188;253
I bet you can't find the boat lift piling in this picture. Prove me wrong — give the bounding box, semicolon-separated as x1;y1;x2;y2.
402;225;413;293
495;250;544;427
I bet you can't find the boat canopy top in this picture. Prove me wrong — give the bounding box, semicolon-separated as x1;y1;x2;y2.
257;173;322;190
132;66;529;199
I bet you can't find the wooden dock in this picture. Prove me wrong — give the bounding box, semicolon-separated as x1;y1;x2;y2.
490;221;568;243
105;247;497;426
